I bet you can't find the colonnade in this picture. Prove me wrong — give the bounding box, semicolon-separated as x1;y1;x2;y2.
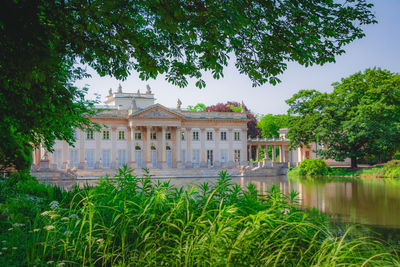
247;139;291;167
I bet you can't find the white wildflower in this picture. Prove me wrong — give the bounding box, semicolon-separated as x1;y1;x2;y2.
44;225;55;231
8;228;13;231
57;262;65;266
47;261;54;264
96;238;104;243
41;211;50;217
33;228;40;232
49;201;59;209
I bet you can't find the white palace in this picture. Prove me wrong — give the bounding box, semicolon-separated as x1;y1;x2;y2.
32;85;343;179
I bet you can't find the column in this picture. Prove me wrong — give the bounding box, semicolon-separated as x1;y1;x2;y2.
214;128;220;167
96;130;101;169
129;126;136;168
263;144;269;167
161;126;167;168
146;126;152;168
282;145;287;163
200;128;206;167
256;145;261;167
111;127;117;169
227;128;234;168
186;128;192;168
279;145;283;163
241;128;247;166
272;145;276;163
176;127;182;168
79;130;85;169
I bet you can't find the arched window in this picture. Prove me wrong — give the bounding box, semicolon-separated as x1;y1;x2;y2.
135;146;141;150
166;146;171;150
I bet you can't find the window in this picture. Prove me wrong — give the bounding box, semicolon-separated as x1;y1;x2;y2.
181;132;185;140
135;132;142;140
220;150;228;163
192;149;200;166
234;150;241;163
207;150;213;166
87;129;94;140
86;150;94;168
118;130;125;140
151;132;157;140
193;131;199;141
102;150;110;168
103;130;110;140
220;131;227;141
118;150;126;167
181;150;186;163
207;131;213;141
165;132;171;140
234;131;240;141
70;150;78;168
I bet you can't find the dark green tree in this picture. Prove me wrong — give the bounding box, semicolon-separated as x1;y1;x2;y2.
286;68;400;168
1;0;376;170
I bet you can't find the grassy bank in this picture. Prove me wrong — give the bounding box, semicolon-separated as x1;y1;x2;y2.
1;168;399;266
288;159;400;179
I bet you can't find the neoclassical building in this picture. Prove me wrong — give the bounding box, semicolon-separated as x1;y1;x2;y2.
34;85;249;173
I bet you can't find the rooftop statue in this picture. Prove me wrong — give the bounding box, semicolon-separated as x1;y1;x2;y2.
131;98;137;109
108;88;112;96
146;84;152;94
117;84;122;93
177;98;182;110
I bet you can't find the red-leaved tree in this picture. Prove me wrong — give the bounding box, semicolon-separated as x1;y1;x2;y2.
205;102;260;138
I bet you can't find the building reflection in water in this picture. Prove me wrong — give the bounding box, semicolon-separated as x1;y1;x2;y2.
41;175;400;228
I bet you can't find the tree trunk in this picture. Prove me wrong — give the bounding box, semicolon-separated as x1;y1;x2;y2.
350;156;357;169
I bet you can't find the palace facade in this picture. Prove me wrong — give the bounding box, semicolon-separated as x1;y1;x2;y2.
33;85;249;172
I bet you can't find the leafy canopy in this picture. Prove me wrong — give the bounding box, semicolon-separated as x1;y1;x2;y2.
257;114;290;138
1;0;375;169
286;68;400;168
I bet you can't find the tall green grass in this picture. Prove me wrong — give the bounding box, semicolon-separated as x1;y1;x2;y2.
0;167;399;266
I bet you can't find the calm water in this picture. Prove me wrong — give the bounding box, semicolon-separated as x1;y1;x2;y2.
46;175;400;229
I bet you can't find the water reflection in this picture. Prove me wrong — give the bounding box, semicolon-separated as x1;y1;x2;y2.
41;176;400;228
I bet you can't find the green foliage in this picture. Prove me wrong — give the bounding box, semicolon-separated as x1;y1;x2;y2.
1;0;376;169
257;114;290;138
393;152;400;160
298;159;331;176
186;103;207;112
1;168;399;266
383;160;400;178
287;68;400;168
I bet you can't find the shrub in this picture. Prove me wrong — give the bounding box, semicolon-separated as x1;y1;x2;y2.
298;158;331;176
392;152;400;160
383;160;400;178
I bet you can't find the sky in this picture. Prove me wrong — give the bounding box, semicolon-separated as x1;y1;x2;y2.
75;0;400;116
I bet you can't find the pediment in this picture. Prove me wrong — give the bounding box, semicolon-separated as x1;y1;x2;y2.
131;104;184;119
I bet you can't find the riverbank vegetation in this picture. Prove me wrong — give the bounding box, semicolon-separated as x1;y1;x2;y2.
1;168;399;266
288;158;400;179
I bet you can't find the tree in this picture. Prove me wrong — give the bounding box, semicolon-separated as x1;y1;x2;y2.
186;103;207;112
206;102;260;138
257;114;290;138
286;68;400;168
1;0;375;170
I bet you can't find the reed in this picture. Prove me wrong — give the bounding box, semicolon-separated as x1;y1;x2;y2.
0;167;399;266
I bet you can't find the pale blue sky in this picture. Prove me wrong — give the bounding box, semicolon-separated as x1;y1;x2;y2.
75;0;400;116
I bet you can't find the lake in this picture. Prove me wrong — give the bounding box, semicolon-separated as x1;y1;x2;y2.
46;175;400;229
